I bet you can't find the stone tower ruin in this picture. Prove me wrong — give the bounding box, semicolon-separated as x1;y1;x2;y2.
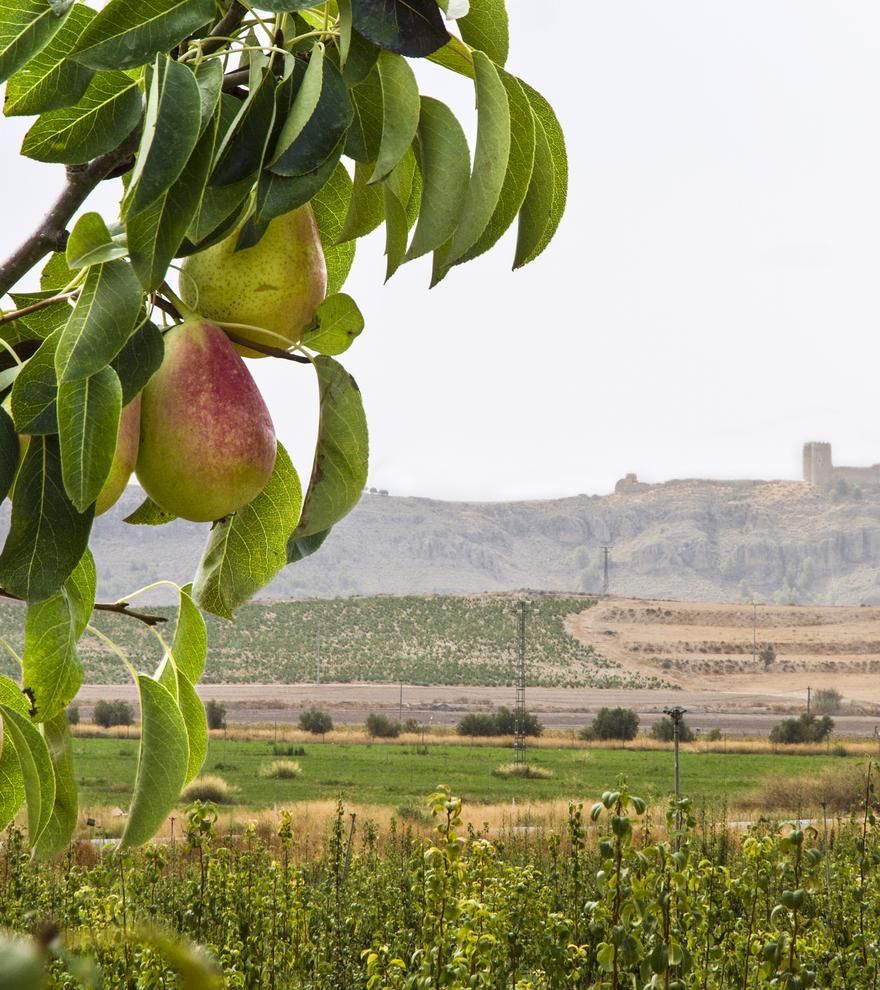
803;442;833;488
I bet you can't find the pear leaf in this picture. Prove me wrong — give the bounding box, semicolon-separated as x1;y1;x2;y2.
21;70;141;165
120;674;189;848
458;0;508;66
22;589;81;722
0;713;26;833
351;0;449;57
382;147;419;280
55;260;144;384
312;162;356;294
71;0;215;71
0;436;94;603
0;704;55;848
32;711;77;859
0;0;73;86
405;97;469;261
3;2;95;116
514;82;568;268
169;584;207;684
123;495;177;526
0;408;19;504
339;160;384;243
9;329;59;435
301;293;364;356
293;356;368;541
193;444;302;619
176;669;207;786
57;365;122;512
65;212;128;269
270;41;324;165
123;56;202;221
370;51;420;184
111;319;164;405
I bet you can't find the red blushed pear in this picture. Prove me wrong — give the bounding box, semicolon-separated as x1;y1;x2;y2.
94;395;141;515
135;319;277;522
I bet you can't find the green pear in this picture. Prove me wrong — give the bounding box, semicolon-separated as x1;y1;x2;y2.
135;319;277;522
94;394;141;516
178;205;326;358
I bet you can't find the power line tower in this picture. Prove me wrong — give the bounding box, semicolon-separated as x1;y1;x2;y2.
513;600;529;766
600;546;612;596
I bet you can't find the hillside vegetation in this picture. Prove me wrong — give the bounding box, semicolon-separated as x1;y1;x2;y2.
0;594;669;688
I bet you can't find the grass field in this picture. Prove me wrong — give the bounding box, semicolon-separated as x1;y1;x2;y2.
72;735;858;816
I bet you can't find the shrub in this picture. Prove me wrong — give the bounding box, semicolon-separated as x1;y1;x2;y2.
206;699;227;730
181;775;235;804
457;708;543;737
650;716;695;743
812;688;843;715
457;713;499;736
402;718;421;734
365;713;400;738
260;760;301;780
492;763;553;779
272;743;306;756
66;704;80;726
494;706;543;737
582;707;639;741
760;644;776;666
769;713;834;744
706;727;723;741
92;699;134;728
299;708;333;735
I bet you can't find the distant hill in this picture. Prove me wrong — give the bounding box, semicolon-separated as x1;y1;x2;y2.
2;479;878;605
0;481;880;604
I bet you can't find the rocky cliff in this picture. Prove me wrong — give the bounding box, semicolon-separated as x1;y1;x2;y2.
3;479;879;604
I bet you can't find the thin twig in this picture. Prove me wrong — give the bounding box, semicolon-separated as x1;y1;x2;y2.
0;588;167;627
151;295;180;320
222;330;311;362
0;290;79;326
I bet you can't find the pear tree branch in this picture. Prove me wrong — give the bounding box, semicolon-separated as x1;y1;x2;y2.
0;588;167;627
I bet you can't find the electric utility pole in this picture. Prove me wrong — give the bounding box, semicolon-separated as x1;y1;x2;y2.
514;600;529;766
664;705;687;850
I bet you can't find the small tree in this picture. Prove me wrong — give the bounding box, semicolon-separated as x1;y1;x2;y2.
650;716;695;743
205;700;227;731
365;713;400;739
494;706;543;737
812;688;843;715
457;713;501;737
769;713;834;744
760;644;777;667
93;700;134;728
299;708;333;737
66;705;80;726
582;707;640;742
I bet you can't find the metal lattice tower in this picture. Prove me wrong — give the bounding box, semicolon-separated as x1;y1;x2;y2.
601;546;612;597
513;600;529;765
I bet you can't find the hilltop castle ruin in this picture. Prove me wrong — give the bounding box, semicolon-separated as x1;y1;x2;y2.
802;442;880;489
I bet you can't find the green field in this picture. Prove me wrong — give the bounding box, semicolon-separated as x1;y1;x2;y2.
73;735;851;813
2;592;671;688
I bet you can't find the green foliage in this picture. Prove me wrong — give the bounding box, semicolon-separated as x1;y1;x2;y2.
813;688;843;714
458;706;542;737
205;699;226;730
92;698;134;727
299;707;333;735
0;0;567;847
583;706;641;741
365;712;400;738
770;713;835;745
650;715;696;743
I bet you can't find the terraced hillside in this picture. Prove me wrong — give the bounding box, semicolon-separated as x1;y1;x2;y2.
0;594;669;689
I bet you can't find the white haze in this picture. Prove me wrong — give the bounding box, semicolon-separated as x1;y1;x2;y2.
2;1;879;500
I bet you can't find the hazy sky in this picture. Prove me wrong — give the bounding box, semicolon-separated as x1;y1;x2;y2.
3;1;880;500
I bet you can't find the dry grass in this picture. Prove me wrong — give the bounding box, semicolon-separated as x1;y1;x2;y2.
492;763;554;780
259;760;302;780
741;762;874;814
180;775;236;805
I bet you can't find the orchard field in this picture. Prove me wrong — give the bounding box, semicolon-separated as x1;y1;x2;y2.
4;774;880;988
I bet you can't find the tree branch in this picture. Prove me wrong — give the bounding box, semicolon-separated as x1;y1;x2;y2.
222;330;311;362
202;1;248;56
0;290;79;326
0;588;167;627
0;131;140;300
